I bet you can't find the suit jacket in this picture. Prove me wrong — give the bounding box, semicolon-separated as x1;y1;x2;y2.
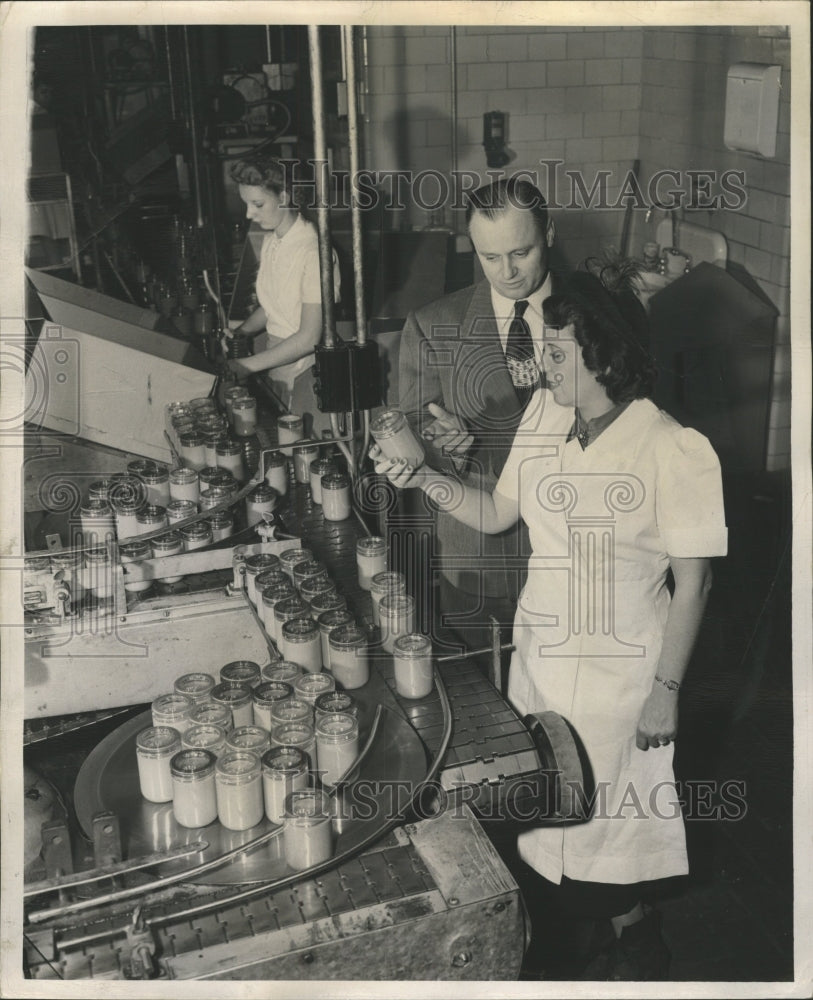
398;278;546;599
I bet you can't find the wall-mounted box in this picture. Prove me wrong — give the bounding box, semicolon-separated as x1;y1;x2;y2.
724;63;782;158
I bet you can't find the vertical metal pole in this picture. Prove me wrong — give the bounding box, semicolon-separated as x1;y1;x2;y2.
182;26;204;229
306;25;337;349
342;25;367;347
490;616;503;694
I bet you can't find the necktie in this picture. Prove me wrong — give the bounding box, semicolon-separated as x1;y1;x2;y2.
505;299;538;408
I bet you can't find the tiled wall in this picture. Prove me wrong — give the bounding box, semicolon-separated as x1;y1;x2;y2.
362;24;792;469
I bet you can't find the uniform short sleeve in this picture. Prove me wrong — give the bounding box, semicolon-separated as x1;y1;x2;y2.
300;247;341;305
656;427;727;557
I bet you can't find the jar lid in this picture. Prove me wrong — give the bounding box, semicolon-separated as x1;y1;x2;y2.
274;597;311;619
315;712;358;741
369;408;405;437
277;414;303;428
170;748;216;778
329;624;367;649
84;546;110;563
152;692;192;717
379;593;415;615
370;571;406;595
356;535;387;554
180;520;212;539
293;559;325;581
226;726;271;752
261;661;304;683
199;465;226;483
201;427;229;443
279;547;312;568
120;539;151;558
310;458;337;475
314;691;356;716
216;749;262;780
179;431;205;447
309;592;347;616
246;553;280;574
261;745;308;775
225;385;252;401
80;499;113;517
211;681;251;706
220;660;261;684
88;478;116;500
232;396;257;410
253;680;294;705
190;703;232;728
137;504;167;523
169;467;199;484
167;500;197;516
51;550;84;567
151;531;183;552
188;396;217;411
293;672;335;698
271;721;315;747
181;724;226;752
317;608;355;631
136;725;182;753
139;464;170;482
284;787;329;821
111;493;146;514
255;568;287;590
216;439;243;457
300;578;336;601
270;698;312;725
321;473;350;490
247;484;278;504
175;672;216;697
393;633;433;657
281;617;319;641
261;581;297;604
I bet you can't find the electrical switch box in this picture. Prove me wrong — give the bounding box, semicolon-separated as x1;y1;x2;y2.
723;63;782;158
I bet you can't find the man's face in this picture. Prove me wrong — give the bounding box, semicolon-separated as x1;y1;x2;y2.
469;205;554;300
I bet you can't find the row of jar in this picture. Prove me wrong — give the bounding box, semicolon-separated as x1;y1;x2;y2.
167;394;257;451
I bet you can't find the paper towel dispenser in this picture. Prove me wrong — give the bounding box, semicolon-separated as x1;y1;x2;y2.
724;63;782;158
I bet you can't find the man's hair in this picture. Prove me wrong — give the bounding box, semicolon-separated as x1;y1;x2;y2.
543;270;657;404
465;177;549;235
229;155;292;199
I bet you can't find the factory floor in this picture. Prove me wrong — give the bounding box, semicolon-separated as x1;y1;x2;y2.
517;468;795;983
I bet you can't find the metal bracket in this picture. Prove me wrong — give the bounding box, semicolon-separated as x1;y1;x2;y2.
92;810;122;870
41;819;74;904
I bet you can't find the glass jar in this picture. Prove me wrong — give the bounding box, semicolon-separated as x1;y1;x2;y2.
328;625;369;690
119;539;153;593
356;536;387;591
274;596;312;644
151;531;184;583
167;499;198;525
178;432;206;472
224;386;252;424
315;712;359;787
261;661;304;685
200;466;233;491
309;458;337;505
292;559;327;591
181;723;227;759
321;473;352;522
189;701;233;734
244;553;281;607
215;750;264;831
199;485;234;512
128;457;158;480
279;547;312;581
171;749;218;828
194;301;215;336
252;680;294;730
111;494;145;541
139;465;172;506
245;484;278;527
174;672;216;704
264;450;289;496
276;414;303;457
300;577;337;612
271;721;316;765
220;660;261;688
370;408;425;467
315;691;359;724
88;478;119;503
317;609;355;670
281;618;322;674
293;670;335;705
261;580;297;639
79;499;115;547
308;591;347;622
269;697;313;731
393;633;434;699
379;594;416;654
232;396;258;437
226;725;271;755
210;681;253;728
369;571;407;627
283;788;333;870
84;547;115;600
293;440;320;484
208;510;235;542
136;504;168;537
136;726;181;803
151;692;193;735
215;438;246;482
262;746;309;826
254;567;287;595
169;467;200;504
50;550;86;604
180;519;213;552
202;430;229;468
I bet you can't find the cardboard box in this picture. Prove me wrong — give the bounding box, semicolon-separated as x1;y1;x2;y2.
25;268;217;463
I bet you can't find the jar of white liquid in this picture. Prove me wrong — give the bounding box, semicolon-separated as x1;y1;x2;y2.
283;788;333;870
224;385;251;424
232;396;258;437
151;692;193;736
226;725;271;756
111;495;144;541
174;672;216;705
84;547;116;601
261;580;297;639
309;591;347;623
127;457;158;481
321;473;352;522
189;701;233;734
293;441;320;484
262;746;309;825
150;531;184;583
119;540;153;594
136;726;181;802
300;576;336;611
276;414;303;457
328;625;369;690
216;750;264;831
139;464;172;506
315;712;359;788
220;660;261;688
271;722;316;769
274;597;312;643
199;485;233;512
315;691;359;724
167;500;197;526
369;571;406;627
136;504;168;537
79;499;115;547
279;547;312;581
244;553;280;605
309;458;337;504
356;536;387;590
255;567;287;596
200;466;233;491
393;633;434;699
180;519;213;552
370;408;425;467
181;723;227;759
261;661;304;685
215;439;246;482
202;430;228;468
178;432;206;473
293;670;335;707
210;681;254;728
269;698;313;731
379;593;416;654
245;484;278;527
169;467;200;505
282;618;322;674
171;749;218;827
317;609;355;670
252;680;294;730
264;450;289;496
87;478;116;503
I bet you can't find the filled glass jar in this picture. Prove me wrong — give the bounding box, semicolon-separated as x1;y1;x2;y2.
379;593;416;654
252;680;294;730
171;748;218;827
174;671;216;704
328;624;370;690
150;531;184;583
281;617;322;674
169;467;200;504
392;633;434;699
136;725;181;802
181;723;227;759
210;681;254;729
370;408;425;467
283;788;333;870
220;660;261;688
369;571;407;627
317;608;355;670
151;692;193;735
356;536;387;591
315;712;359;787
262;746;309;825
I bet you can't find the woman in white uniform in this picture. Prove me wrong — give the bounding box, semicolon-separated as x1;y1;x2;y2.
225;155;340;434
371;268;727;980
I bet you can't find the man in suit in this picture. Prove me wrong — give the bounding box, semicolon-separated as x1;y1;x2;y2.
397;177;557;663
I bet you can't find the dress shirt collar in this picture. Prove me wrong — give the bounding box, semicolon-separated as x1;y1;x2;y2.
491;271;553;339
567;400;632;449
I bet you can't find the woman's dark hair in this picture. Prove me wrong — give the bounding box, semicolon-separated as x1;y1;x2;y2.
229;155;292;199
543;263;657;404
465;176;549;239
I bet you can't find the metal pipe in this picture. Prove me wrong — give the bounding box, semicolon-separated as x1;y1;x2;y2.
342;24;367;347
306;25;337;348
450;27;458;178
182;26;204;229
265;25;273;64
163;26;177;120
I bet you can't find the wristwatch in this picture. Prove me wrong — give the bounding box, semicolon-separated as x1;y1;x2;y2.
655;675;680;693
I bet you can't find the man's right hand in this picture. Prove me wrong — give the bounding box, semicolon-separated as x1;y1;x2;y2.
421;403;474;459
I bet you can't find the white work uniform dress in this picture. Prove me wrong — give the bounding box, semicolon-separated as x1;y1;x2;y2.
254;214;340;404
494;391;727;886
